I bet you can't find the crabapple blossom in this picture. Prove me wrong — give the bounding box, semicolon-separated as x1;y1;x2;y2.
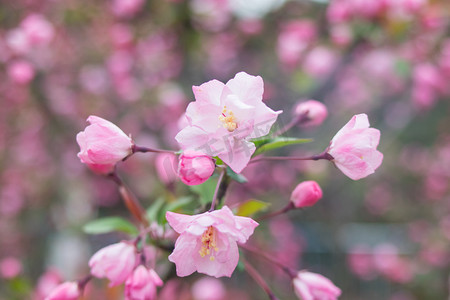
293;271;341;300
166;206;258;278
294;100;328;127
76;116;133;174
124;265;163;300
45;282;80;300
290;181;323;208
175;72;281;173
328;114;383;180
89;242;138;287
178;151;215;185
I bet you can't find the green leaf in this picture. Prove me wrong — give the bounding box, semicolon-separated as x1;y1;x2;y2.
250;136;272;147
189;176;218;205
160;197;195;224
226;166;248;183
146;197;166;223
83;217;138;235
254;137;312;156
236;199;271;217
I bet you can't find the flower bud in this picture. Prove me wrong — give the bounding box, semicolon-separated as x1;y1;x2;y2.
76;116;133;174
89;242;137;287
293;271;341;300
124;265;163;300
328;114;383;180
45;282;80;300
290;181;323;208
294;100;328;127
178;151;215;185
7;60;35;85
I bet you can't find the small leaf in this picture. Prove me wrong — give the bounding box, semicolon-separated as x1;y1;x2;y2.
83;217;138;235
189;176;218;205
146;197;166;223
159;197;195;224
251;136;272;147
226;166;248;183
254;137;313;156
236;199;271;217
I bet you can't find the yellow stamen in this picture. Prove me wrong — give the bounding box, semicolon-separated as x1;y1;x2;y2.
218;106;238;132
198;226;219;260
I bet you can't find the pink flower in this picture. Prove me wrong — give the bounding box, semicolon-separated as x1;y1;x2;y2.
20;14;54;46
290;181;323;208
7;60;35;85
124;265;163;300
45;282;80;300
178;151;215;185
175;72;281;173
328;114;383;180
89;242;138;287
294;100;328;127
293;271;341;300
192;277;226;300
166;206;258;278
76;116;133;174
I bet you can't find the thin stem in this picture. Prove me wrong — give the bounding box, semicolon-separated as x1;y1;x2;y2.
240;244;297;279
251;151;333;164
132;144;177;154
257;202;295;221
273;112;309;137
108;172;149;227
242;258;280;300
77;274;92;291
209;169;226;212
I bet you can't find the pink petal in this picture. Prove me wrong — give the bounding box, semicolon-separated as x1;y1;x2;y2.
168;233;200;277
165;211;196;234
192;79;226;106
225;72;264;106
219;140;256;173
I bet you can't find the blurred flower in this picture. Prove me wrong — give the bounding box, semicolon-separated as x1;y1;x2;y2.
328;114;383;180
290;181;323;208
20;14;54;46
176;72;281;173
45;282;80;300
89;242;138;286
294;100;328;128
76;116;133;174
33;269;63;300
191;277;226;300
166;206;258;277
178;151;215;185
112;0;145;18
293;271;341;300
0;257;22;279
7;60;35;85
155;153;178;185
124;265;163;300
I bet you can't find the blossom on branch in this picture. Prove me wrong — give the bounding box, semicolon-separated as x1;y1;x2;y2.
45;282;80;300
328;113;383;180
178;150;215;185
124;265;163;300
166;206;258;278
175;72;281;173
293;271;341;300
76;116;133;174
89;242;138;287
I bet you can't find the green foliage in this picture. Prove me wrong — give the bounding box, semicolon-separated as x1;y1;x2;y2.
253;137;313;156
83;217;138;236
146;196;195;224
189;176;218;205
226;166;248;183
236;199;271;217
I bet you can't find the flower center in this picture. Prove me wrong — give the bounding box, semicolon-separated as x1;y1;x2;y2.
218;106;237;132
199;226;219;261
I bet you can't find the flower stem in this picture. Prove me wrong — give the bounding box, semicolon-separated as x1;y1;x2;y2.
77;274;92;291
240;244;297;278
242;258;280;300
108;171;149;227
209;169;226;212
250;151;333;164
273;111;309;137
132;144;176;154
257;202;295;221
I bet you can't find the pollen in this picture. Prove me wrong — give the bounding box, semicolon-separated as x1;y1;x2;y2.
218;106;238;132
199;226;219;260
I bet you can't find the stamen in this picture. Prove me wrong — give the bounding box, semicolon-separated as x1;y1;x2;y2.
199;226;220;260
218;106;238;132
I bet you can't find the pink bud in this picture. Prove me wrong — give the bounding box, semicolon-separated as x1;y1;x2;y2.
178;151;215;185
20;14;54;46
45;282;80;300
76;116;133;174
124;265;163;300
293;271;341;300
328;114;383;180
294;100;328;127
7;60;35;85
89;242;138;287
290;181;323;208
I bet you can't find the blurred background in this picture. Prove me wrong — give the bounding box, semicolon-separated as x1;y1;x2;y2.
1;0;450;299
